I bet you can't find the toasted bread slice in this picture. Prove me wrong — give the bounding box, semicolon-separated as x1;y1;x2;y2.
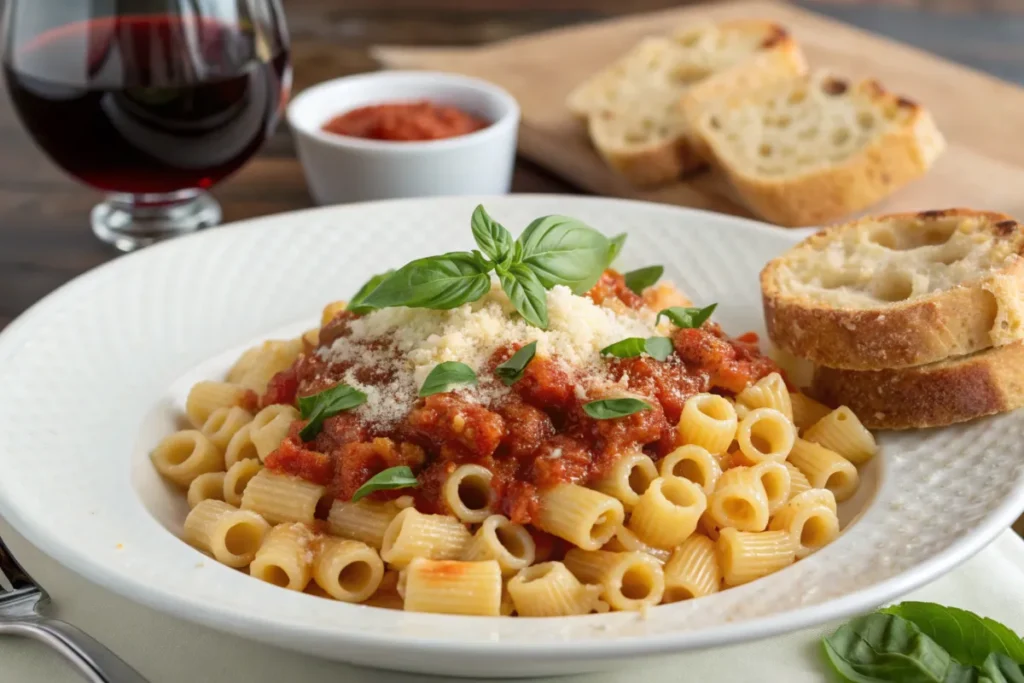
761;209;1024;371
691;72;945;226
812;341;1024;429
566;21;806;186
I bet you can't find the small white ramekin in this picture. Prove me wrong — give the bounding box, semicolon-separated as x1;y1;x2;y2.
287;71;520;205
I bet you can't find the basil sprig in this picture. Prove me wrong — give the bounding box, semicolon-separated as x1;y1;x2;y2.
351;465;420;502
656;303;718;329
607;233;627;266
298;383;367;440
822;602;1024;683
348;269;394;315
419;362;477;397
601;336;674;361
623;265;663;294
583;397;651;419
495;341;537;386
361;252;492;311
360;206;611;330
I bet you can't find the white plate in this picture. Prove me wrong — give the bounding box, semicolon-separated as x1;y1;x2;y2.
1;195;1022;678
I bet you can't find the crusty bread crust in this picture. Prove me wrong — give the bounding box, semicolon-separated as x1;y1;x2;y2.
762;208;1024;370
693;75;945;227
812;341;1024;429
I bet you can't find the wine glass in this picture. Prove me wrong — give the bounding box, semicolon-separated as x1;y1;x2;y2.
3;0;291;251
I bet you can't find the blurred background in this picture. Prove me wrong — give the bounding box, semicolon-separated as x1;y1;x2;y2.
2;0;1023;327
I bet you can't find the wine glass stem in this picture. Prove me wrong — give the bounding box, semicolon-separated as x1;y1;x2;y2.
91;190;222;252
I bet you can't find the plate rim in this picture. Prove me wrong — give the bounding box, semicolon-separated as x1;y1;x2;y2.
1;194;1021;664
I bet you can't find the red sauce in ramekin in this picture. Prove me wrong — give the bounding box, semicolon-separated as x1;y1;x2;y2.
321;100;489;142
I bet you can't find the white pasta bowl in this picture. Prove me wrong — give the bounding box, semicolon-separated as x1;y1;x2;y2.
0;195;1022;678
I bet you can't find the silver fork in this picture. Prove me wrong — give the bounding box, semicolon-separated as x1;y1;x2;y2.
0;534;148;683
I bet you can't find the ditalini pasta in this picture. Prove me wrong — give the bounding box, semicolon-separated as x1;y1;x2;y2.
736;372;792;420
678;393;737;455
183;500;269;568
507;562;603;617
803;407;877;465
402;558;503;616
153;250;877;616
313;537;384;602
591;450;658;511
787;438;860;503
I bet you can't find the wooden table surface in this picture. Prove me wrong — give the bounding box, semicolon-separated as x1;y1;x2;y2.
1;1;1023;537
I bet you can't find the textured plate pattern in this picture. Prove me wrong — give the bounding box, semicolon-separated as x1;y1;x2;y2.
0;195;1022;677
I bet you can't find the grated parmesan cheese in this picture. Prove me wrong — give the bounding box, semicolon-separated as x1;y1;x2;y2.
317;280;666;429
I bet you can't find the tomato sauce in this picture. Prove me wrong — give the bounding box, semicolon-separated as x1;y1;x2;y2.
321;101;489;142
262;271;779;525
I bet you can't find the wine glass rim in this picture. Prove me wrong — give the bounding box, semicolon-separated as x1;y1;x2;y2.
286;70;520;153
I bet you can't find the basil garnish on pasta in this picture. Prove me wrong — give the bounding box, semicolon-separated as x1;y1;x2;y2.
362;207;612;329
495;341;537;386
419;362;478;397
656;303;718;329
351;466;420;502
623;265;663;294
583;397;651;419
606;232;627;266
348;269;395;315
298;383;367;440
601;336;674;361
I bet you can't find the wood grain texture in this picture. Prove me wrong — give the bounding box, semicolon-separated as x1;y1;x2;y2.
375;0;1024;227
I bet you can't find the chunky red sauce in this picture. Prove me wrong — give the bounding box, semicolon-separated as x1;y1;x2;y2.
263;270;778;525
321;101;489;142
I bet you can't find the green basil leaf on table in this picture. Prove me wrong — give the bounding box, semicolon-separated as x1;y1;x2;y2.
351;465;420;502
822;612;976;683
498;262;549;329
623;265;664;294
418;361;478;398
600;336;674;361
298;383;367;440
361;252;492;310
347;269;395;315
882;603;1024;667
583;398;651;420
471;204;514;264
656;303;718;329
606;232;627;266
979;653;1024;683
518;215;611;294
495;341;537;386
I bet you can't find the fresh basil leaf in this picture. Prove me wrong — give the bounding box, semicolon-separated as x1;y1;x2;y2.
361;252;492;310
499;263;549;329
979;653;1024;683
607;233;627;266
645;336;674;361
495;341;537;386
822;613;976;683
518;215;611;294
351;466;420;502
624;265;664;294
883;603;1024;667
656;303;718;329
347;269;395;315
298;383;367;440
583;398;651;419
601;337;647;358
471;205;514;264
419;362;478;397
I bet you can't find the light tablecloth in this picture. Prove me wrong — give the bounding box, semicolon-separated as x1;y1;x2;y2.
3;517;1024;683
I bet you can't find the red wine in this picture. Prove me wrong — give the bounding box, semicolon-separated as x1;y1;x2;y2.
4;15;290;195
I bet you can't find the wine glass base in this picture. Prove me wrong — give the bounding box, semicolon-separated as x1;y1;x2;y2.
91;191;222;252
